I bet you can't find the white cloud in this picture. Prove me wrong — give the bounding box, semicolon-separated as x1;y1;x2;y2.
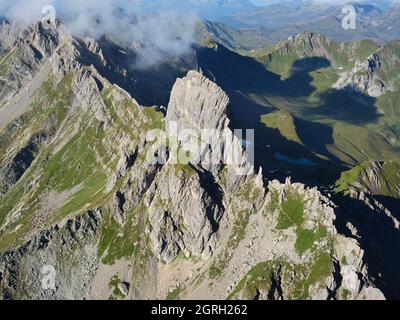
0;0;199;67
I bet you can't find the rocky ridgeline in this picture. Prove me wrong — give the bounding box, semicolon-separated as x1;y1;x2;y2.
334;161;400;299
0;21;65;106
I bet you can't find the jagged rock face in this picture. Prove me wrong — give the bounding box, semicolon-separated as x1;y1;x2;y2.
167;70;230;133
0;133;46;195
286;32;335;58
146;165;224;263
266;32;388;98
0;21;18;51
166;70;254;177
349;161;400;198
204;177;383;301
335;161;400;298
0;210;102;300
0;22;64;107
333;54;387;97
333;235;385;300
144;70;250;263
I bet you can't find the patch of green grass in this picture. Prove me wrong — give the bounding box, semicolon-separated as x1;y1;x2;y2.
209;250;230;279
309;67;338;100
228;210;251;248
287;251;333;300
100;216;140;265
296;252;333;300
353;40;380;60
236;181;263;203
261;110;303;146
335;163;365;194
202;37;218;49
99;201;152;267
267;190;281;213
228;252;333;300
98;212;120;258
109;275;125;299
296;226;327;255
227;261;276;299
143;106;164;130
166;286;183;300
276;192;305;230
173;164;198;179
0;49;15;77
299;251;333;299
54;173;107;222
255;50;301;78
276;190;328;255
209;265;223;279
342;288;351;300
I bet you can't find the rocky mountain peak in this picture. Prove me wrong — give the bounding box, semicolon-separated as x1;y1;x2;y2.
0;21;18;51
167;70;230;133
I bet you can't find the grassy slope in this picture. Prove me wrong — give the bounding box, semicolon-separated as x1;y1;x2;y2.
0;69;164;252
336;160;400;197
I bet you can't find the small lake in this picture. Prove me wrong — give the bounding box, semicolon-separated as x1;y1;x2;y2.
274;152;318;167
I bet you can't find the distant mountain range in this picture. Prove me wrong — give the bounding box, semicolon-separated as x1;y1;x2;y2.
141;0;258;20
198;4;400;51
198;2;400;46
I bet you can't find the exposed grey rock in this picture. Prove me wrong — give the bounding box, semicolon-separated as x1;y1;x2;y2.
167;70;230;133
334;235;385;300
0;209;102;300
0;133;46;195
333;54;387;97
0;21;19;51
146;164;225;263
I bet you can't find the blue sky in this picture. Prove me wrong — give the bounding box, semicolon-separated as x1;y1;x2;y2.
251;0;400;4
251;0;285;4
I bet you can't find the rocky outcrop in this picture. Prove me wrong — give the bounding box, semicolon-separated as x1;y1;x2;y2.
334;161;400;299
333;235;385;300
334;53;387;97
347;161;400;198
0;210;102;300
0;133;46;195
146;165;225;262
145;71;252;262
167;70;230;133
0;21;19;52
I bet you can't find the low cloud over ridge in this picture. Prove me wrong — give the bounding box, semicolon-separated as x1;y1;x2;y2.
0;0;199;67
